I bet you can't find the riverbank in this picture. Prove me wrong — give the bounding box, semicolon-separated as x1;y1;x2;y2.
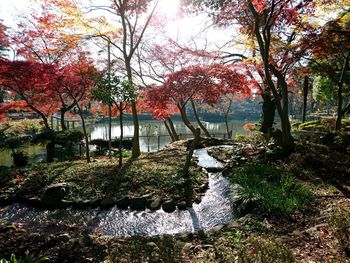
0;140;213;212
1;134;350;262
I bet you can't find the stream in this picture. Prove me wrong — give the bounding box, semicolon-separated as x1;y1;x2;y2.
0;148;234;237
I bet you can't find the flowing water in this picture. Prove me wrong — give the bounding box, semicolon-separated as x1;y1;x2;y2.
0;147;234;237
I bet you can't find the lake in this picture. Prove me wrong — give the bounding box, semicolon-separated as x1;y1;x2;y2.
0;119;254;166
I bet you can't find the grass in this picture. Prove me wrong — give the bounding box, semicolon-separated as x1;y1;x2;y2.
1;145;206;204
228;163;311;218
293;118;350;132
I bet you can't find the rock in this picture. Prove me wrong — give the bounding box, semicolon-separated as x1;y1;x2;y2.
41;183;68;207
205;167;224;173
148;196;162;211
27;197;41;206
130;197;147;210
206;224;224;235
146;242;159;251
177;201;187;210
101;197;116;209
42;183;67;199
226;220;240;229
116;196;130;209
162;199;176;213
198;182;209;193
56;233;71;243
182;242;193;253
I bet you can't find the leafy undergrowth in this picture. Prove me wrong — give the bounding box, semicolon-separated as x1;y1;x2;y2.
293;118;350;132
228;164;311;218
0;142;205;204
330;205;350;256
0;119;45;137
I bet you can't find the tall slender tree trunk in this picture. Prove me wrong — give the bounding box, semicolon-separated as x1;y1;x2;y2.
164;120;176;142
118;103;123;167
335;52;350;131
302;76;309;123
178;103;196;136
224;100;233;138
77;104;90;163
108;105;112;158
60;108;67;130
166;117;179;141
125;62;140;158
190;100;211;137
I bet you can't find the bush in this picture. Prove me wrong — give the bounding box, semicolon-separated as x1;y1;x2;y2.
0;252;49;263
330;206;350;255
12;151;28;167
229;164;311;217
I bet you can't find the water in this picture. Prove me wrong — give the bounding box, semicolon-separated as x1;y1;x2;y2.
0;120;251;166
0;147;234;237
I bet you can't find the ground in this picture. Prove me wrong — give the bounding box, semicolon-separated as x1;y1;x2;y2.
0;134;350;262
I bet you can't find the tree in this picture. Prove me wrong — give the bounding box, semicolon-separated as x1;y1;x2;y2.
0;58;59;129
58;55;97;163
185;0;324;150
92;73;135;167
147;64;250;137
310;15;350;130
87;0;159;158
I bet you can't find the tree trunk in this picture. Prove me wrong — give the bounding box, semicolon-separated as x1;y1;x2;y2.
178;103;196;136
302;76;309;123
118;103;123;167
259;92;276;133
335;52;350;130
164;120;176;142
77;104;90;163
60;108;67;130
183;128;201;206
224;100;233;138
166;117;179;141
336;83;343;131
190;100;211;138
108;104;112;158
183;128;201;177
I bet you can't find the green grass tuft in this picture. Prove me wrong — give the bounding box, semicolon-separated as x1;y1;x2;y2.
229;164;311;218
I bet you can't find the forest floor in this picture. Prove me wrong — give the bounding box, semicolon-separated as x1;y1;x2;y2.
0;135;350;262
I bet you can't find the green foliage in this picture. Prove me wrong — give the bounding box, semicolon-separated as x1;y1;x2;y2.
295;118;350;132
312;76;337;106
234;134;247;142
0;120;44;137
0;252;49;263
330;206;350;255
92;73;136;106
229;164;311;217
53;129;84;145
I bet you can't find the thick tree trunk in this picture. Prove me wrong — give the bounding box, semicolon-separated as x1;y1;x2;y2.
190;100;211;137
77;104;90;163
178;103;196;136
166;117;179;141
164;120;176;142
302;76;309;123
259;92;276;133
118;104;123;168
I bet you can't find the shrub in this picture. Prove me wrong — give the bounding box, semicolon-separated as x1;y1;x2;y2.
0;252;49;263
12;151;28;167
330;206;350;255
229;164;311;217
